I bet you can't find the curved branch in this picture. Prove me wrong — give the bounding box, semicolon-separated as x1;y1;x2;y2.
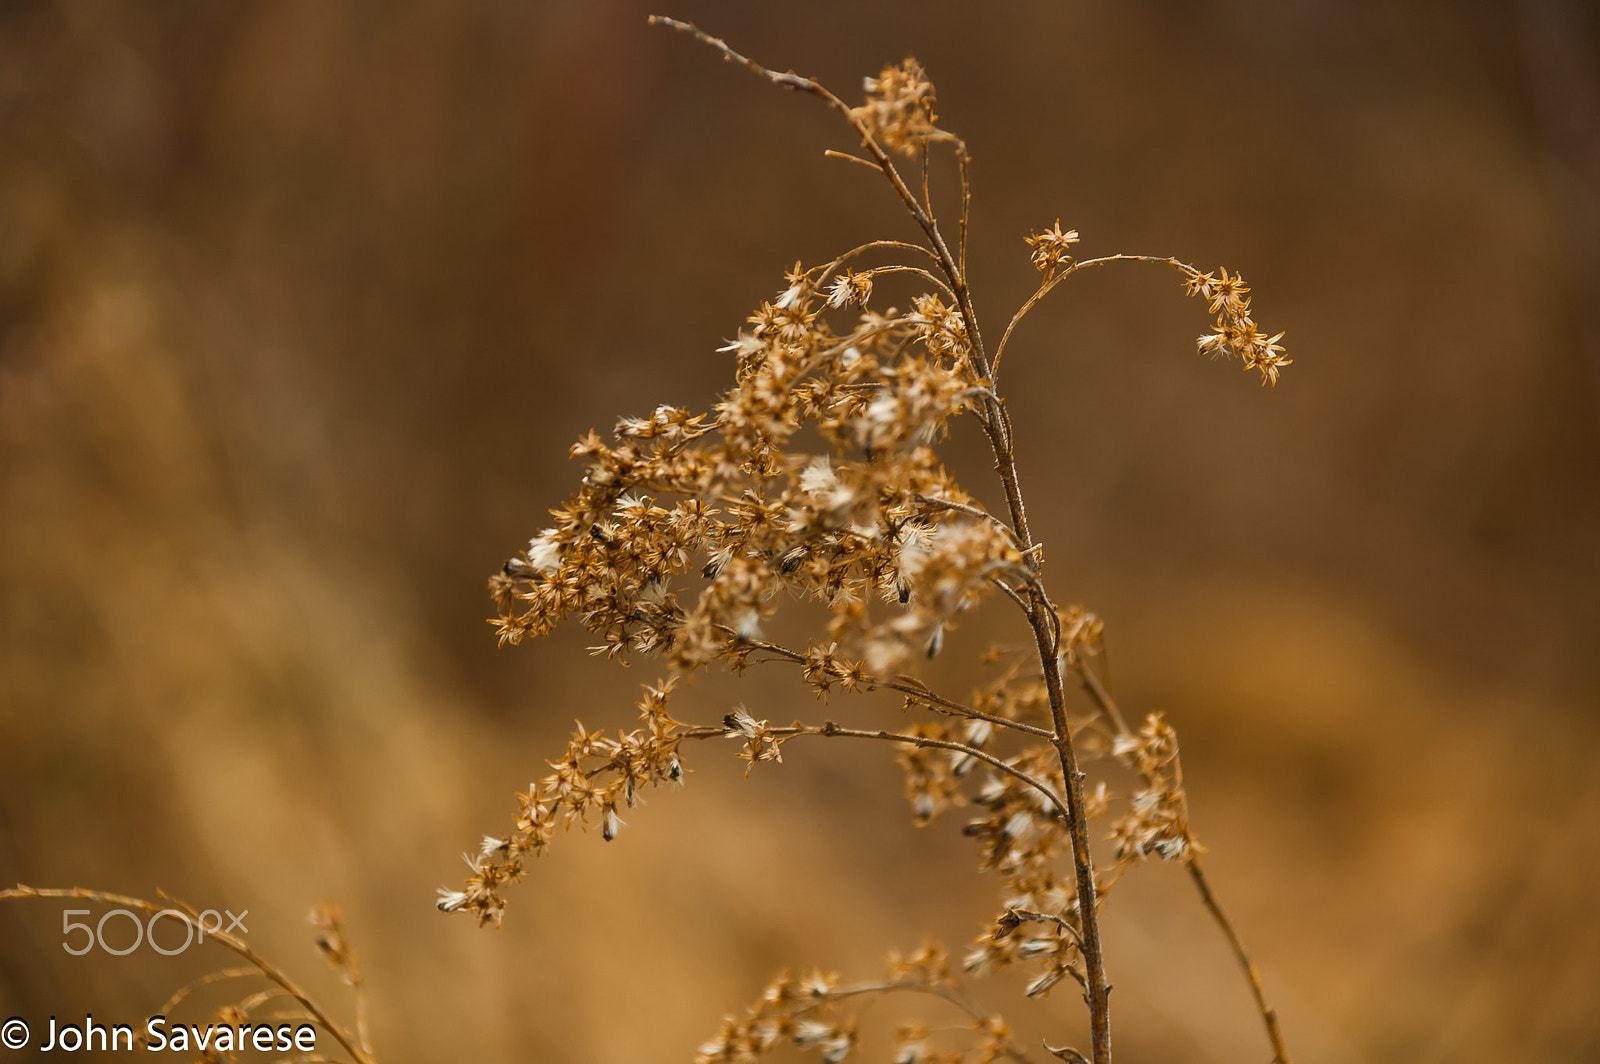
823;978;1035;1064
1185;856;1292;1064
678;719;1071;827
914;493;1022;550
648;18;988;372
1063;652;1132;738
1007;907;1086;952
992;254;1197;379
155;967;261;1020
1;886;372;1064
717;629;1054;740
811;238;943;285
864;263;956;298
1063;653;1288;1063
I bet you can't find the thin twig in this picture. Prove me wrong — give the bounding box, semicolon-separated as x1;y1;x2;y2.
914;493;1023;549
648;19;986;367
824;148;886;173
920;140;934;218
992;255;1196;379
1007;907;1087;952
155;966;261;1020
812;239;942;285
866;263;956;298
720;629;1054;739
992;575;1035;624
1068;653;1288;1062
823;978;1036;1064
1185;856;1291;1064
1063;654;1133;738
678;720;1073;827
957;144;972;280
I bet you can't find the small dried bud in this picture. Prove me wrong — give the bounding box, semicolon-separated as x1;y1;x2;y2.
853;59;942;156
703;547;732;579
308;903;349;968
1025;966;1064;998
827;270;874;309
503;557;537;578
1025;220;1080;272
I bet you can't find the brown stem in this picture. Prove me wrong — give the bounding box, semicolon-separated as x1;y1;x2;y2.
991;255;1197;380
862;263;956;297
681;720;1074;827
1006;907;1087;952
1065;654;1133;742
155;967;260;1019
812;237;943;277
722;630;1055;740
1025;602;1113;1064
647;18;992;383
957;145;972;280
914;493;1024;549
1184;856;1291;1064
653;18;1111;1060
1066;653;1289;1063
825;978;1035;1064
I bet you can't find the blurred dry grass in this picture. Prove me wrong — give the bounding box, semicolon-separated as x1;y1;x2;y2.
2;1;1597;1062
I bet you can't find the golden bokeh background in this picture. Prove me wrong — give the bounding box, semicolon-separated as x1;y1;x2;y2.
2;2;1597;1062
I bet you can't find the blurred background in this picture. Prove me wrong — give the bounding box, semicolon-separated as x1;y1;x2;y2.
2;1;1597;1061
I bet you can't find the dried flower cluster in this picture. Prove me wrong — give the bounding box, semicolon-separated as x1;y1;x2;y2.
1187;268;1291;385
852;58;946;157
697;945;1029;1064
1107;714;1193;868
1024;221;1079;273
437;679;687;925
446;20;1293;1064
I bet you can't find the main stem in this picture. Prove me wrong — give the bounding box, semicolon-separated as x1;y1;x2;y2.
648;19;1114;1061
882;99;1115;1064
835;128;1118;1064
859;94;1116;1064
988;419;1113;1064
871;153;1118;1064
844;71;1117;1064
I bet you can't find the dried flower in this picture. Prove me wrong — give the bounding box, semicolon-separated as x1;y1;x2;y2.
457;20;1297;1064
853;59;943;156
1186;267;1291;385
1025;221;1080;272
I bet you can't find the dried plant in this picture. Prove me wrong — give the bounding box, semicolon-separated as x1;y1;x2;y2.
1;885;375;1064
442;17;1293;1064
